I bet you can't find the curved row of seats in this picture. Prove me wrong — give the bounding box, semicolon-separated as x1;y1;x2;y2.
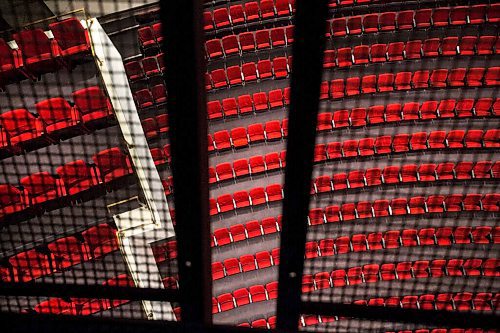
302;258;499;292
124;53;165;82
203;0;294;32
31;274;134;315
213;285;498;313
204;3;500;34
0;18;91;86
0;86;113;154
215;226;499;279
134;84;168;110
325;5;499;37
209;154;497;190
151;193;499;262
207;130;498;183
0;147;134;222
212;239;499;281
310;161;499;195
206;26;497;61
209;126;498;157
1;223;118;282
207;61;499;92
207;86;497;120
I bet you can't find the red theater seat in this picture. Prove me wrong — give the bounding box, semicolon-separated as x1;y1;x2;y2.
0;108;48;147
72;86;113;126
13;28;62;75
82;223;118;258
92;148;133;183
9;249;52;282
49;18;90;60
48;236;89;270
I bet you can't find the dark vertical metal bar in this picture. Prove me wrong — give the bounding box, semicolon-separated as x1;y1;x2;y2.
160;0;212;326
276;0;329;331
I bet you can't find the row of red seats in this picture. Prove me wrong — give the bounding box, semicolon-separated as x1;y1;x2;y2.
323;35;498;68
0;86;113;153
0;147;134;221
124;53;165;81
212;183;499;217
311;161;499;195
315;98;499;130
32;274;134;315
206;26;293;59
142;114;169;141
1;223;118;282
213;281;278;313
153;195;498;261
206;62;498;94
134;84;168;109
359;292;499;311
208;84;496;120
212;239;499;281
387;329;497;333
213;286;498;313
303;259;499;293
203;0;294;32
206;26;496;62
328;67;499;99
137;23;163;49
212;183;283;214
206;56;290;90
0;18;91;85
325;5;499;38
209;126;498;159
207;88;290;119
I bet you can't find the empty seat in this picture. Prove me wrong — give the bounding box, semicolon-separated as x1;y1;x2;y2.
257;59;272;79
388;42;405;61
248;124;265;143
337;48;353;68
9;249;51;282
415;8;432;28
430;69;448;88
49;18;90;59
227;66;243;86
405;40;422;59
135;89;154;109
48;236;89;270
378;73;394;92
466;67;485;87
0;108;48;147
72;86;113;126
21;172;64;206
137;26;156;48
213;130;231;150
239;33;256;53
255;30;271;50
273;57;288;79
207;101;223;120
459;36;478;56
222;35;239;56
81;223;118;258
412;70;430;88
56;160;101;197
395;71;412;90
13;29;62;75
0;184;25;220
210;69;227;89
397;10;414;30
370;44;387;63
92;147;133;183
271;27;286;47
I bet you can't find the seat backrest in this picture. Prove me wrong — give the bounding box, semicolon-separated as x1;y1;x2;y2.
49;18;88;50
73;86;110;114
36;97;73;125
13;29;52;58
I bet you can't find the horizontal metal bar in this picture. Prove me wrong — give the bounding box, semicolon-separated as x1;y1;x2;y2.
301;302;499;330
0;283;179;302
